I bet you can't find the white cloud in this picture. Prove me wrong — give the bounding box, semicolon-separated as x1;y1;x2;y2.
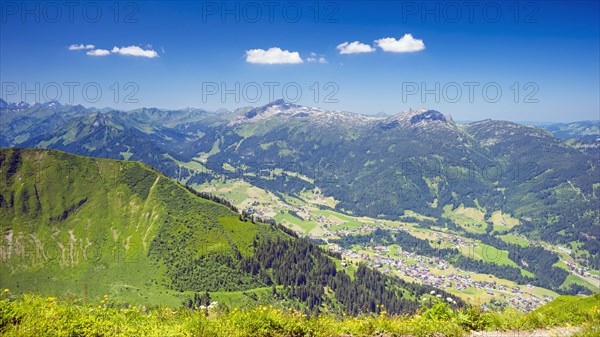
69;43;159;58
374;34;425;53
86;49;111;56
68;44;95;51
307;52;328;64
111;46;159;58
245;47;303;64
336;41;375;54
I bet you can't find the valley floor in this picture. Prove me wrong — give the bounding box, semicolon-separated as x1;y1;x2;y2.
193;180;600;312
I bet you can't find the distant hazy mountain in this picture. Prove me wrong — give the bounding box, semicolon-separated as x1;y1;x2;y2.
535;120;600;155
0;99;94;147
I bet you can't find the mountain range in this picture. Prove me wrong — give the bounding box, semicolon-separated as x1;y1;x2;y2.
1;98;599;290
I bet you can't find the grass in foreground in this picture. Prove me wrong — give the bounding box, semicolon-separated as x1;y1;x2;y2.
0;291;598;337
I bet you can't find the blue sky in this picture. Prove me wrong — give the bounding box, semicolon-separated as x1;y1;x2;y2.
1;0;598;122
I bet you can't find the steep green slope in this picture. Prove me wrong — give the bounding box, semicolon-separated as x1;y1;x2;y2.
0;148;283;305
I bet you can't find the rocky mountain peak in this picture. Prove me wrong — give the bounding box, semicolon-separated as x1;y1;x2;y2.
379;109;454;131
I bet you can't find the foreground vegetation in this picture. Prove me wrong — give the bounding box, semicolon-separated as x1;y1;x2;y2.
0;292;597;337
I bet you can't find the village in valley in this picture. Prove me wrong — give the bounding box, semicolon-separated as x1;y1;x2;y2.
197;179;600;313
328;242;554;312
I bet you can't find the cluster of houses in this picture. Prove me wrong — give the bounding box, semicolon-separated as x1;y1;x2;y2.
564;260;594;278
329;243;555;312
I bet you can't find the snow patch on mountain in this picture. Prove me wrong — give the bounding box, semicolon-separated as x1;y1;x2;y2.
228;100;379;126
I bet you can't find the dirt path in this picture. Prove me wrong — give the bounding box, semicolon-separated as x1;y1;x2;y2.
469;326;581;337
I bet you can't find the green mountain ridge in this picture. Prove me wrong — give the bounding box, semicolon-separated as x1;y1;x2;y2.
0;148;459;314
0;147;280;305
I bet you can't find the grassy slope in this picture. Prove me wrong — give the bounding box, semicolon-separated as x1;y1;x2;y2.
0;292;597;337
524;293;600;328
0;148;282;306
